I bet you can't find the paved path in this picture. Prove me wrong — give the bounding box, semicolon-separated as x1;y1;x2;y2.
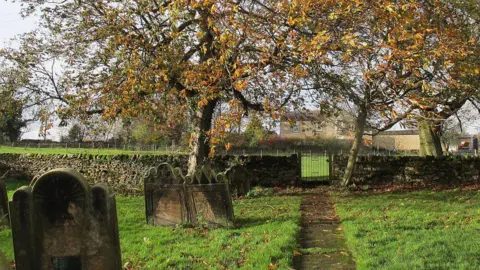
293;187;356;269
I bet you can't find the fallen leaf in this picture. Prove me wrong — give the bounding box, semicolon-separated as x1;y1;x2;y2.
268;263;277;269
293;250;302;256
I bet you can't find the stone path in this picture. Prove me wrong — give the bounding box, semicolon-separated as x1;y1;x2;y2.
293;187;356;269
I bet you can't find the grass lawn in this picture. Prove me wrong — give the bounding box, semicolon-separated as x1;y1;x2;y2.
334;189;480;269
0;146;185;155
301;155;329;180
0;180;301;269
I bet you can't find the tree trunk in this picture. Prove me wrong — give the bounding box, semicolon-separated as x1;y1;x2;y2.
342;108;367;187
187;99;218;176
442;141;450;155
418;119;443;157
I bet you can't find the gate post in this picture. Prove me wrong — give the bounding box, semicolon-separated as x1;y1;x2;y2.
329;152;334;184
297;152;302;185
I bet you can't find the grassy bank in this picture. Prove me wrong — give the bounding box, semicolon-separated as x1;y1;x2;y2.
0;180;301;269
0;146;185;155
334;189;480;269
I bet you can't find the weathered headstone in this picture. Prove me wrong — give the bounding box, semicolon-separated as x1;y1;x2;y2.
144;163;188;226
223;165;252;197
0;177;8;227
186;165;234;227
9;168;121;270
144;163;234;228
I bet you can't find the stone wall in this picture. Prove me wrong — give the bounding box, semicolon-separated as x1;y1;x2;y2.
233;155;300;187
0;153;299;195
331;155;480;185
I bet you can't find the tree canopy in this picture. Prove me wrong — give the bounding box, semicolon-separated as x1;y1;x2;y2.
5;0;315;173
294;0;479;185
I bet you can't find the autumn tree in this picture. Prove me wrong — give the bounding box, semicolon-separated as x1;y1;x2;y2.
0;94;26;142
298;0;479;185
8;0;309;174
0;64;30;142
67;124;85;142
243;114;270;147
1;33;70;111
411;0;480;157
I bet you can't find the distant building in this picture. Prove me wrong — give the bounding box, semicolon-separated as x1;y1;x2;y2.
372;130;420;151
279;111;356;140
457;135;478;152
279;111;422;151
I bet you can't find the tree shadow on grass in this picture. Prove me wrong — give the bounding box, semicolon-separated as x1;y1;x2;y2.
234;215;298;228
339;189;477;204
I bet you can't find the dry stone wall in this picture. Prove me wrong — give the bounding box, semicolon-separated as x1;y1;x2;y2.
0;154;299;195
0;154;188;195
216;155;300;187
331;155;480;185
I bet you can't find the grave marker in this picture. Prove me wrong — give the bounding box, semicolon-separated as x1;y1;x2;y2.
0;177;8;227
186;165;234;227
224;165;252;197
144;163;234;228
9;169;121;270
144;164;188;226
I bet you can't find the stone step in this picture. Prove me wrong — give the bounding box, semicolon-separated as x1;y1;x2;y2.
299;225;346;249
294;253;356;270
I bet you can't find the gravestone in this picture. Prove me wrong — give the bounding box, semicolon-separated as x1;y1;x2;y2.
9;169;121;270
224;165;252;197
0;178;8;227
186;165;234;227
144;163;234;228
144;163;188;226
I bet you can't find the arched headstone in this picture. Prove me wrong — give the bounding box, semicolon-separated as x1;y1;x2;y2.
9;169;121;270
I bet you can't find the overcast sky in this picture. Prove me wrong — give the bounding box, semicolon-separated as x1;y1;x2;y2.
0;2;36;47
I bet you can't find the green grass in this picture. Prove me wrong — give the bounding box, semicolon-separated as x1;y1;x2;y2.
301;156;329;180
0;179;301;269
0;180;25;261
0;146;185;155
333;190;480;269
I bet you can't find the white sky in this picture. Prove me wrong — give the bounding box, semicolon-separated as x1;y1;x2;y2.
0;2;37;47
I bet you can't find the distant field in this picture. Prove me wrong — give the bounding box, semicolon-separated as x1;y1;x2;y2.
0;146;185;155
301;155;330;181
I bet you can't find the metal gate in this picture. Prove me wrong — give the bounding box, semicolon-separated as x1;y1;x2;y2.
300;151;331;183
